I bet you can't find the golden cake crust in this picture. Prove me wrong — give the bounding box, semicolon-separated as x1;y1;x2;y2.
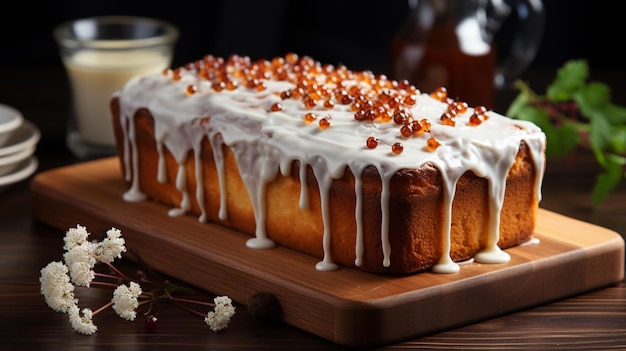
111;98;538;275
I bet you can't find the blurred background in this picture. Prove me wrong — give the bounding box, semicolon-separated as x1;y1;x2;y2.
0;0;623;147
1;0;620;75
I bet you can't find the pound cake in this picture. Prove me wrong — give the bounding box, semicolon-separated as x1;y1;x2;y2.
111;53;546;275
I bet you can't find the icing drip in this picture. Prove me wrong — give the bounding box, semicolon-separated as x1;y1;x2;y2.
314;171;338;272
474;143;519;264
120;110;132;183
156;140;166;183
432;169;461;274
298;162;309;210
378;169;392;267
114;54;547;274
309;155;342;271
121;108;146;203
187;121;208;223
232;142;278;250
207;132;228;221
521;237;541;246
167;158;190;217
353;172;364;267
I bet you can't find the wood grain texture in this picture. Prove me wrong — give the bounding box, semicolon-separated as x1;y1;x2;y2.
30;157;625;347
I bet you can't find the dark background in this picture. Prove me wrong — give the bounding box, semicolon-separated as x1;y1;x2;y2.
1;0;620;73
1;0;624;125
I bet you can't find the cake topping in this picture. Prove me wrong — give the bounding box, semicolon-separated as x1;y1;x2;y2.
116;53;547;274
185;84;198;96
269;102;283;112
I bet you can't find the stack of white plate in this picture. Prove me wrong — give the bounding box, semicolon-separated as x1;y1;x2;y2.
0;103;40;192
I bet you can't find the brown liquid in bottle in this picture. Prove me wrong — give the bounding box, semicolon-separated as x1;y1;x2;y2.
390;18;497;109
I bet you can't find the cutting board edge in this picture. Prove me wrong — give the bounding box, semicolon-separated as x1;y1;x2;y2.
29;158;626;348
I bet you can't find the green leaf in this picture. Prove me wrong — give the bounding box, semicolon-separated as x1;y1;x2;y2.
506;94;528;119
507;59;626;208
546;60;588;102
552;121;581;157
588;114;613;153
603;103;626;125
506;92;530;118
609;126;626;154
591;159;625;208
573;82;611;123
512;104;550;128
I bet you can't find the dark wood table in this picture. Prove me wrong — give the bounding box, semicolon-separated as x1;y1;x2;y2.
1;67;625;350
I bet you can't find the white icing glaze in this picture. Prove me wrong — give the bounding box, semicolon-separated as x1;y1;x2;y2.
115;54;546;274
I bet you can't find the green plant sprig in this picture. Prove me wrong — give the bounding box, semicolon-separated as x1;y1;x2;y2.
507;60;626;208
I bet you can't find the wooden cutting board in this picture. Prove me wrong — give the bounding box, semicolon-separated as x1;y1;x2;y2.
30;157;625;347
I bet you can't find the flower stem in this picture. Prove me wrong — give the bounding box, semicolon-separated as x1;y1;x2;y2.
103;261;131;281
169;299;207;318
91;301;113;316
90;280;122;289
169;296;216;308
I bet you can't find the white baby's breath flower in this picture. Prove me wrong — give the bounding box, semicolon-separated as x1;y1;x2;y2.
63;243;97;287
94;227;126;263
44;224;239;335
68;304;98;335
63;225;90;251
112;282;142;321
39;261;76;313
204;296;236;332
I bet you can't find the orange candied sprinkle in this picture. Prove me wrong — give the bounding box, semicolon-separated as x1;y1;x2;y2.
199;69;211;80
285;52;299;64
388;95;401;109
430;86;447;102
225;80;238;90
271;56;285;68
426;137;440;151
280;90;291;99
400;124;412;137
397;79;411;90
186;84;198;96
303;96;317;109
403;94;417;106
304;112;317;124
411;120;424;135
255;81;267;92
391;142;404;154
378;109;393;122
340;94;353;105
318;116;331;129
291;87;305;99
440;112;456;126
393;109;410;125
270;102;283;112
447;100;468;116
474;105;488;115
212;81;226;92
362;109;376;121
354;109;367;121
172;68;182;81
366;136;378;149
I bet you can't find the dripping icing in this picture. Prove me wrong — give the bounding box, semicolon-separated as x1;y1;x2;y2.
115;55;546;274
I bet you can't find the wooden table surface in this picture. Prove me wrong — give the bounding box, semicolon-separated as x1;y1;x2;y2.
1;67;625;350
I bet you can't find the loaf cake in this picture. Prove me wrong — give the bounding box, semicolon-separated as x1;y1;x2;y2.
111;53;546;275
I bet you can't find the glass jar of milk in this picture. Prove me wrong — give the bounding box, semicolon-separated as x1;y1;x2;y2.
54;16;178;159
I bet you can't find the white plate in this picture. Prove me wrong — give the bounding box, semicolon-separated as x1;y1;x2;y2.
0;145;36;176
0;104;24;145
0;120;40;157
0;156;38;191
